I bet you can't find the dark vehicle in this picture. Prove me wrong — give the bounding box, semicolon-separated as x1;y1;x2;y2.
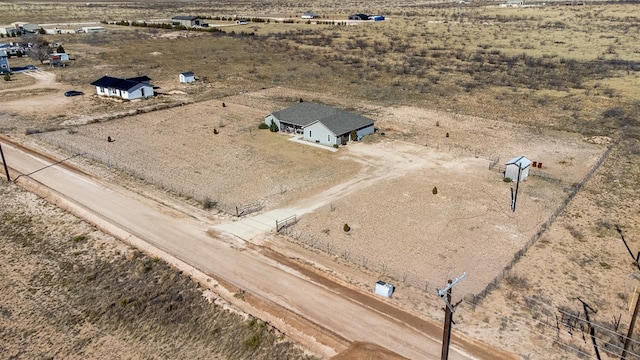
64;90;83;97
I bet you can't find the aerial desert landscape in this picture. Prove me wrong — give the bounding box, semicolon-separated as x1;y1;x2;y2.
1;0;640;359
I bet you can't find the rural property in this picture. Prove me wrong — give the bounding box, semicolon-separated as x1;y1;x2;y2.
1;1;640;359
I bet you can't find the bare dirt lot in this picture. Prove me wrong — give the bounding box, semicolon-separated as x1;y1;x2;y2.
2;1;640;359
26;85;605;298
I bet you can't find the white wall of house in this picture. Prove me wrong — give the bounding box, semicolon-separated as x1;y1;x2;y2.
127;85;153;99
304;121;337;146
264;114;280;129
355;124;375;140
95;85;153;100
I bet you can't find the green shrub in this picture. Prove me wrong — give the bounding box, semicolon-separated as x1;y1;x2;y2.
3;73;10;81
350;130;358;141
269;120;279;132
343;223;350;232
258;123;269;129
244;333;261;350
503;177;512;183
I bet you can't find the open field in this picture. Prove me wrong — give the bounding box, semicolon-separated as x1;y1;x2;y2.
0;180;314;360
1;1;640;359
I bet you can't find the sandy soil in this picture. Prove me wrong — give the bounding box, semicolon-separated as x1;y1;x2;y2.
0;69;621;359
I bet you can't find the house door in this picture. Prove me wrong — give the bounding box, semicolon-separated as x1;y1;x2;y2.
341;134;348;145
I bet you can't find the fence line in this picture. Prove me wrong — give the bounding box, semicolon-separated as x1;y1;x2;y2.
470;135;622;307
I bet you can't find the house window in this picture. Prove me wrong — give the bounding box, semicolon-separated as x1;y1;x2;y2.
328;134;330;142
309;130;312;137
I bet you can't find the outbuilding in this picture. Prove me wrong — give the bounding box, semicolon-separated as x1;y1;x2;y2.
348;14;370;21
504;156;532;182
172;16;202;27
179;71;195;83
301;12;319;19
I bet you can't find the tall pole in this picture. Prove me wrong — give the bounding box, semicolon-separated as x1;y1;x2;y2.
0;143;9;182
437;272;466;360
512;164;522;212
617;224;640;360
441;280;453;360
622;289;640;360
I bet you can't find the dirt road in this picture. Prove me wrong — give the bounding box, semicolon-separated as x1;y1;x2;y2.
0;137;514;359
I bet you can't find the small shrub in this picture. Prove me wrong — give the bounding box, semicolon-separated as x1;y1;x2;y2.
72;234;87;243
244;333;261;350
503;177;512;183
258;123;269;129
3;73;10;81
432;186;438;195
333;144;339;148
505;274;529;289
269;120;279;132
445;132;449;138
343;223;350;232
222;102;226;107
350;130;358;141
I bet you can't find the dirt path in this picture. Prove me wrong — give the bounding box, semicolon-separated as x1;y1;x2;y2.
0;136;515;360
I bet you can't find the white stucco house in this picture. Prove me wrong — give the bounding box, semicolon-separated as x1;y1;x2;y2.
179;71;195;83
504;156;532;182
264;102;375;147
90;75;154;100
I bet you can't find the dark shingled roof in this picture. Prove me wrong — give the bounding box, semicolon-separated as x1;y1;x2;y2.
90;76;150;91
172;16;199;21
271;102;374;135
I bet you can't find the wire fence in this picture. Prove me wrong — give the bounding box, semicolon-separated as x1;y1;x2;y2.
34;134;239;216
470;135;622;307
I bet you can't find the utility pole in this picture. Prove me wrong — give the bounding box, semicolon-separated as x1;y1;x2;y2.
511;163;522;212
437;272;466;360
0;142;9;182
578;297;602;360
617;224;640;360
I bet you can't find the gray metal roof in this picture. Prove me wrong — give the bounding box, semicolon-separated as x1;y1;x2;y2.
271;102;374;135
505;156;532;168
172;16;200;21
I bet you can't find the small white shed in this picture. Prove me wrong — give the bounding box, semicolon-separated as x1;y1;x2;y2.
504;156;532;182
179;71;195;83
374;281;395;298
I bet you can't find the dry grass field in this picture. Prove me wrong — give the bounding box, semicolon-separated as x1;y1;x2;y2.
1;1;640;359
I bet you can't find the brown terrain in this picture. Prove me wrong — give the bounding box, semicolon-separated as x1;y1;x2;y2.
2;1;640;359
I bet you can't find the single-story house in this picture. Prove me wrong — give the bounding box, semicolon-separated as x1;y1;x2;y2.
21;23;41;33
49;52;69;67
0;50;10;73
179;71;195;83
264;102;375;146
90;75;154;100
172;16;201;27
0;26;21;36
348;14;370;21
504;156;532;182
301;12;319;19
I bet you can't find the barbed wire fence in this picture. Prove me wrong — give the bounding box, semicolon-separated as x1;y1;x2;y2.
35;134;239;216
471;135;622;307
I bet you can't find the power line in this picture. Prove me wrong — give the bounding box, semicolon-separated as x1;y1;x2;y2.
459;295;640;359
